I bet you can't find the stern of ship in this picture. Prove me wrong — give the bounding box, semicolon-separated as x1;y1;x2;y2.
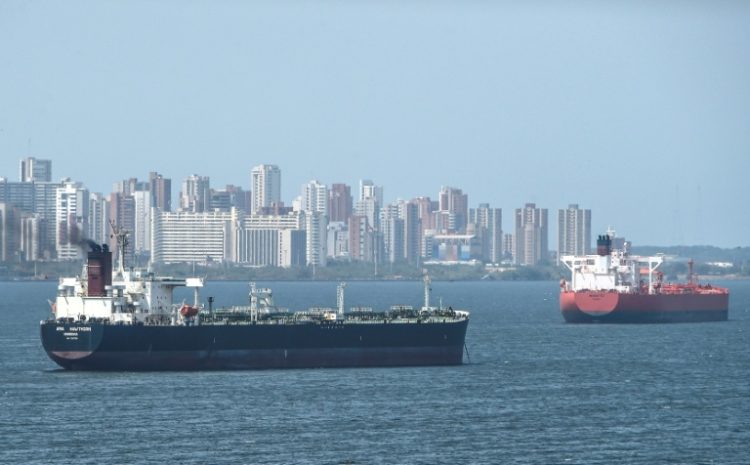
40;321;105;370
560;291;620;323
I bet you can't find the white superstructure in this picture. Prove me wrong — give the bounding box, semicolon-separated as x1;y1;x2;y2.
560;230;663;294
55;269;200;324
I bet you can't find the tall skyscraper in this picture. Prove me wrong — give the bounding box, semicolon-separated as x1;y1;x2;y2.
401;201;421;265
514;203;548;265
558;204;591;262
149;172;171;212
133;190;151;256
180;175;210;213
251;164;281;214
19;157;52;183
305;211;327;267
438;186;468;232
328;183;352;222
380;203;403;264
88;192;110;246
0;203;19;262
56;180;89;260
470;204;503;264
302;180;328;216
359;179;383;205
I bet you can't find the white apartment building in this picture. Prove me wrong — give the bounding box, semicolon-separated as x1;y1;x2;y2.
303;180;328;216
251;164;281;213
56;180;89;260
151;209;236;264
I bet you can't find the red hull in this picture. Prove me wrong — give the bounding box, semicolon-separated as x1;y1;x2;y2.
560;290;729;323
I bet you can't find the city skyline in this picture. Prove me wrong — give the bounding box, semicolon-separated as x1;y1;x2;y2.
2;2;749;247
0;157;745;250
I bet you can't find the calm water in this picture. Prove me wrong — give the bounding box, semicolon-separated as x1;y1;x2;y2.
1;279;749;464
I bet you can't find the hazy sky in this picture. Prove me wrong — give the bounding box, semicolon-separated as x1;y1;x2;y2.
1;1;749;247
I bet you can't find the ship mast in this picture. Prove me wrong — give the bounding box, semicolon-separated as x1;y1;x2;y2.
109;220;129;276
337;282;346;317
423;272;431;310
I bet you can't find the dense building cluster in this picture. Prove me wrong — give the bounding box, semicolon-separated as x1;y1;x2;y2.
0;157;592;268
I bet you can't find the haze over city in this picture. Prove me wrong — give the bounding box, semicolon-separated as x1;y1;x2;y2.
1;1;749;247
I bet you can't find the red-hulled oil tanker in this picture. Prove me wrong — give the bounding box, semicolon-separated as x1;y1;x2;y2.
559;232;729;323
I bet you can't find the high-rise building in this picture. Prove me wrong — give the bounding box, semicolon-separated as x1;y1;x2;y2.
326;221;349;259
557;204;591;263
0;178;60;259
0;203;19;262
401;201;421;265
56;180;89;260
359;179;383;206
180;175;210;213
210;185;251;213
302;180;328;216
149;172;171;212
470;204;503;264
34;181;60;257
514;203;548;265
348;215;374;262
251;164;281;214
438;186;468;233
329;183;352;223
133;190;151;257
354;197;379;232
88;193;110;246
113;178;148;196
19;157;52;183
305;211;327;267
151;209;236;264
20;213;42;261
380;203;403;264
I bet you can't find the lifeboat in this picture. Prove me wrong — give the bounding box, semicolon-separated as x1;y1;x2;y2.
180;304;199;317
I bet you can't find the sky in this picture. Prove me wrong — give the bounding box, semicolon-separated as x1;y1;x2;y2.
1;1;749;247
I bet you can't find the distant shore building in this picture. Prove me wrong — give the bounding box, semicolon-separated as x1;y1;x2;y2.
251;164;282;214
56;180;89;260
438;186;468;233
329;183;352;223
557;204;591;263
180;174;210;213
470;204;502;264
149;172;171;212
20;157;52;183
514;203;548;266
151;209;235;264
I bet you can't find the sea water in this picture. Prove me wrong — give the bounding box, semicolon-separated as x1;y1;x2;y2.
1;280;748;464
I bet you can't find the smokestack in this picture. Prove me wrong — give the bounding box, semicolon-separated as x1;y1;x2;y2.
596;235;612;256
87;243;112;297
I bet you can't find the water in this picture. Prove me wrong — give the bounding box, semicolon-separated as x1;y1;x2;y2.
1;279;749;464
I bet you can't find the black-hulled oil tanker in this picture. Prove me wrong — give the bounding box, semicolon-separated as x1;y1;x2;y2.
559;231;729;323
40;235;469;371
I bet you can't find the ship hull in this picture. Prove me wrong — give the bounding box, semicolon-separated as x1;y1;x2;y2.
41;320;469;371
560;291;728;324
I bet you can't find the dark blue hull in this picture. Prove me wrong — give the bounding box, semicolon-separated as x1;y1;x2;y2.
41;320;469;371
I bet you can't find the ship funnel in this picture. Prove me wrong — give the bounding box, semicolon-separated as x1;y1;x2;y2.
596;234;612;256
87;243;112;297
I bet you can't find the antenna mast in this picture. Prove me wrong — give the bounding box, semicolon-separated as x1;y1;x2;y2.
109;220;129;275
